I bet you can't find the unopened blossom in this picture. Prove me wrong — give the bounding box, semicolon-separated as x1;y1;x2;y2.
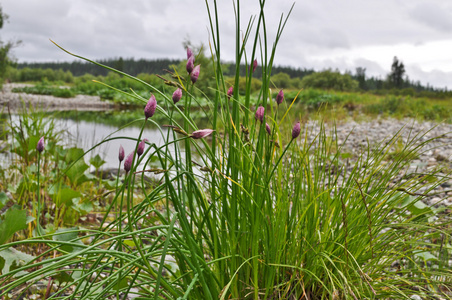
265;123;271;135
137;139;148;157
190;65;200;84
172;88;182;104
186;55;195;74
124;152;134;173
255;106;264;123
276;89;284;105
251;59;257;73
190;129;214;139
118;145;125;162
292;122;301;139
36;136;45;153
144;94;157;119
186;47;193;60
227;86;233;99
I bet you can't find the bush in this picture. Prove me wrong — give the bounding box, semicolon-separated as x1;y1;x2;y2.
300;70;359;91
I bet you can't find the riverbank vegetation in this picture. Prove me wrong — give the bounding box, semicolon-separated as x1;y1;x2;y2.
6;55;452;124
1;1;452;299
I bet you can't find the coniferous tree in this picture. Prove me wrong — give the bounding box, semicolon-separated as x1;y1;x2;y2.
388;56;405;88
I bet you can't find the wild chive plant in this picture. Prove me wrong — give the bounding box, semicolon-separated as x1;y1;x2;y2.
1;1;452;299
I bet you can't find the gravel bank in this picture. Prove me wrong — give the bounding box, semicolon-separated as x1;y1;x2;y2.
0;83;115;112
304;118;452;208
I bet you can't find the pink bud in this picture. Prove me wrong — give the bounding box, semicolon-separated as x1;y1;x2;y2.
172;88;182;104
118;145;125;162
227;86;233;99
276;89;284;105
36;136;45;153
251;59;257;73
137;139;148;157
190;129;214;139
124;152;134;173
292;122;301;139
255;106;264;123
265;123;271;135
190;65;200;84
187;47;193;60
144;94;157;119
186;55;195;74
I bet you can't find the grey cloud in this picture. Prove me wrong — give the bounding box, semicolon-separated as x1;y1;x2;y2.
409;2;452;32
2;0;452;89
406;65;452;89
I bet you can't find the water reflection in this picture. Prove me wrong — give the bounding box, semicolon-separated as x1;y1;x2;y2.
3;113;171;170
62;118;172;170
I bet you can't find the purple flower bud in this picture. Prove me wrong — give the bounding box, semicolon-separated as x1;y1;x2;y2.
227;86;233;99
36;136;45;153
186;55;195;74
172;88;182;104
119;145;125;162
144;94;157;119
190;129;214;139
137;139;148;157
255;106;264;123
292;122;301;139
187;47;193;60
265;123;271;135
190;65;200;84
124;152;134;173
251;59;257;73
276;89;284;105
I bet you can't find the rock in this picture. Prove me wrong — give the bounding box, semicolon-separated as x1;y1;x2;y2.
429;197;443;206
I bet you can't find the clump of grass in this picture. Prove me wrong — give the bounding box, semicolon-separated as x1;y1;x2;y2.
12;83;76;98
1;1;451;299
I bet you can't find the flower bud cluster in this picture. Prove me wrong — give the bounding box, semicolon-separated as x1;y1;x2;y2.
186;47;200;84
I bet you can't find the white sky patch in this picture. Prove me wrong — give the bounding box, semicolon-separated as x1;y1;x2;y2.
304;40;452;86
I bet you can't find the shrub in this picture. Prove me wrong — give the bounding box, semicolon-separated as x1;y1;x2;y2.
300;70;359;91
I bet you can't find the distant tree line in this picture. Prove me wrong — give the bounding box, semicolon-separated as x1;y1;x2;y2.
17;58;181;77
12;56;451;99
16;57;316;80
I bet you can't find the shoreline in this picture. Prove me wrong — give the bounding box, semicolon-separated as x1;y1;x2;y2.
0;83;116;113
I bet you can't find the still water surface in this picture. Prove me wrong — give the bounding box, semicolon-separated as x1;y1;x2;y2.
4;113;170;170
65;118;170;170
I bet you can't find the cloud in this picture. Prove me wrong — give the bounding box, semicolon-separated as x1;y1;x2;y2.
2;0;452;89
407;65;452;89
409;2;452;32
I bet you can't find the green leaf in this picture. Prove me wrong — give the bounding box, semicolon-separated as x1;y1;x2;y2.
400;195;433;216
28;135;40;153
0;247;34;276
0;192;8;210
109;276;129;292
66;160;90;186
0;206;27;245
90;154;106;169
65;147;86;164
53;227;84;253
72;198;93;214
414;251;437;261
49;186;82;207
52;270;74;284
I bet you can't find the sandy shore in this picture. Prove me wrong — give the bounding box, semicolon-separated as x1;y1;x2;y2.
0;83;115;113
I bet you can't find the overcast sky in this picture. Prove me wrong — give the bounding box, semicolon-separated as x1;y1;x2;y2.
2;0;452;89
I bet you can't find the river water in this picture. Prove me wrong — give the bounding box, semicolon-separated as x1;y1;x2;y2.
2;112;173;171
